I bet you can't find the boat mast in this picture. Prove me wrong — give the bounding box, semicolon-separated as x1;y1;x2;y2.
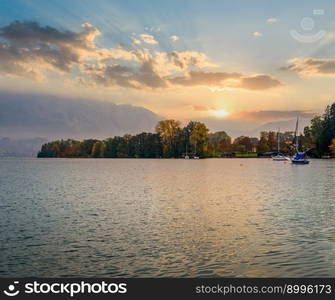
277;128;280;154
294;117;299;152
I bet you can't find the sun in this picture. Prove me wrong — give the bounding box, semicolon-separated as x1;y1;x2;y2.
212;109;229;118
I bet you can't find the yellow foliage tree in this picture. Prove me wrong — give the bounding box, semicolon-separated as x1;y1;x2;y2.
329;138;335;156
189;122;209;156
155;120;181;157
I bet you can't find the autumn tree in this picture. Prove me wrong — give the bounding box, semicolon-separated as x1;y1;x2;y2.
257;136;270;153
207;131;231;156
155;119;181;157
233;136;252;153
329;139;335;156
91;141;103;158
189;121;209;157
81;139;99;157
267;131;277;151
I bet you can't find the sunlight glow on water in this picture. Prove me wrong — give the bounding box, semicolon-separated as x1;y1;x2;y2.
0;158;335;277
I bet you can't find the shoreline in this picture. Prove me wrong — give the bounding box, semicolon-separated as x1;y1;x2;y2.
34;156;334;159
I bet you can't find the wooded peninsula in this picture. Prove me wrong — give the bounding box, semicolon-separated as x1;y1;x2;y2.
38;103;335;158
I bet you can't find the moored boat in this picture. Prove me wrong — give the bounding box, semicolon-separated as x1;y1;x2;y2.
272;128;290;161
291;152;310;164
291;117;310;165
272;154;290;161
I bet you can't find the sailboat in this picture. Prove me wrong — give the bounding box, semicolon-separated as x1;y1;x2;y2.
272;128;290;161
184;144;190;159
193;142;199;159
291;117;310;164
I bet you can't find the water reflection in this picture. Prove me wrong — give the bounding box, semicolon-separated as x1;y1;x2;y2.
0;158;334;277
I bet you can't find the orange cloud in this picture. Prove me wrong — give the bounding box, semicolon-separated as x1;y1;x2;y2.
192;105;215;111
139;34;158;45
169;72;282;90
282;57;335;76
170;35;180;42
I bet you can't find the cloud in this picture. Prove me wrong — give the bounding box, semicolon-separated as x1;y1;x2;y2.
139;34;158;45
170;35;179;42
0;20;283;91
82;60;167;89
282;57;335;76
169;72;283;90
232;110;316;122
132;38;142;45
169;71;241;87
82;50;219;89
253;31;263;37
82;50;213;89
167;51;213;69
267;18;279;23
192;105;215;111
239;75;283;90
0;21;100;79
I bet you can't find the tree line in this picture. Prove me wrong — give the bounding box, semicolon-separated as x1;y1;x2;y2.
303;103;335;157
38;103;335;158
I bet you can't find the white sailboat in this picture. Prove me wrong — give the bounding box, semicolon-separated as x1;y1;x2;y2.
193;142;199;159
184;144;189;159
272;128;289;161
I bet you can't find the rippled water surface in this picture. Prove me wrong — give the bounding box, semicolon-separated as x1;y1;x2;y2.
0;158;335;277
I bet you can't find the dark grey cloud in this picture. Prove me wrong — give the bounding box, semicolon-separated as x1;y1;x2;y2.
84;59;167;89
1;21;86;48
0;21;98;78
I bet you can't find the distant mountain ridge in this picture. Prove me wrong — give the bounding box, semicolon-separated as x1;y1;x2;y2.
0;137;47;157
200;117;313;138
0;92;161;139
252;118;312;136
0;91;316;156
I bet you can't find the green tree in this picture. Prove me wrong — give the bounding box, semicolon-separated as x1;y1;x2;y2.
131;133;162;158
320;104;335;155
304;116;324;156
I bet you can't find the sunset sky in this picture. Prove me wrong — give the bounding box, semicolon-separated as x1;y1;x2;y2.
1;0;335;133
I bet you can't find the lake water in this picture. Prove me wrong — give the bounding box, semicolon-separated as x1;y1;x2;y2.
0;158;335;277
